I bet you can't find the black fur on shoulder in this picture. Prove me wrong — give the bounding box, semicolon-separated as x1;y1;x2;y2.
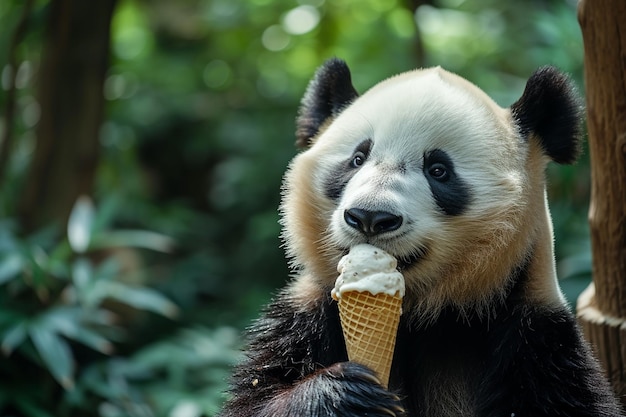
511;66;584;164
295;58;359;148
477;305;622;416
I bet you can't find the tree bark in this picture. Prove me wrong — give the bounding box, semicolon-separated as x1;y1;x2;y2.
17;0;117;232
576;0;626;405
0;0;36;186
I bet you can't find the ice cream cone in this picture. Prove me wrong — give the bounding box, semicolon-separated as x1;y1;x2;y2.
338;290;402;388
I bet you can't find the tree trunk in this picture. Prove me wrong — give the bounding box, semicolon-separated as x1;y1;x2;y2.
576;0;626;405
0;0;36;186
17;0;117;232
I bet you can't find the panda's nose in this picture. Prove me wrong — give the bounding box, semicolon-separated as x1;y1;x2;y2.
344;208;403;237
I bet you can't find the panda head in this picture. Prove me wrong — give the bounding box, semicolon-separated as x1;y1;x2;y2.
281;58;582;320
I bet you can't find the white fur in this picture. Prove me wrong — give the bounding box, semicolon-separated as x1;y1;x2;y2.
281;67;565;321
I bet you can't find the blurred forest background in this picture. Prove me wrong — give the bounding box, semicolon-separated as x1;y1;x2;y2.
0;0;591;415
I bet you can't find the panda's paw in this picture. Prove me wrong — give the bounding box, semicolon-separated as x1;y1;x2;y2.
322;361;406;416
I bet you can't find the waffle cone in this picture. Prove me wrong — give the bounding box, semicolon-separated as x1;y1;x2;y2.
338;291;402;388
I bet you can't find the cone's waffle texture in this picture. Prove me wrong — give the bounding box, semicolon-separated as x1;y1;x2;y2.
338;290;402;388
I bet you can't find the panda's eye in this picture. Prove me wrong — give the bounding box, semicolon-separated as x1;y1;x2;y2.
428;163;449;181
350;152;366;168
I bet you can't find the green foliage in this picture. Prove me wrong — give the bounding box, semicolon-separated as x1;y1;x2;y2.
0;0;590;415
0;197;222;415
71;326;240;417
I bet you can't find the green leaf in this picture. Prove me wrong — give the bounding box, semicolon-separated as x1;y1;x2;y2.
71;257;93;292
99;281;179;318
1;321;28;355
67;195;95;254
73;257;121;307
29;325;74;389
93;256;122;282
21;245;48;288
91;229;175;253
67;326;114;355
0;220;18;252
83;308;117;326
41;307;114;354
0;253;22;285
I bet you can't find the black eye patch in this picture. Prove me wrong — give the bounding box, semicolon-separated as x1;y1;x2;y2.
423;149;471;216
324;139;372;200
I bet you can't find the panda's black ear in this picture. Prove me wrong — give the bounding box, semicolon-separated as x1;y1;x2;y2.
295;58;359;148
510;66;584;164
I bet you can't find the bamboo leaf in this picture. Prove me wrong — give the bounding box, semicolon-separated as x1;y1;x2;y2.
29;325;74;389
71;257;93;292
91;230;175;253
67;195;95;254
93;256;121;281
102;281;179;318
0;253;22;285
41;307;114;354
1;321;28;355
66;326;114;354
21;246;47;287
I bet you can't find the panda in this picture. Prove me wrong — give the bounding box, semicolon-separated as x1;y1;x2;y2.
218;58;624;416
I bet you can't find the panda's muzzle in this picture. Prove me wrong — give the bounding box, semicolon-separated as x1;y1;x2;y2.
344;208;403;237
